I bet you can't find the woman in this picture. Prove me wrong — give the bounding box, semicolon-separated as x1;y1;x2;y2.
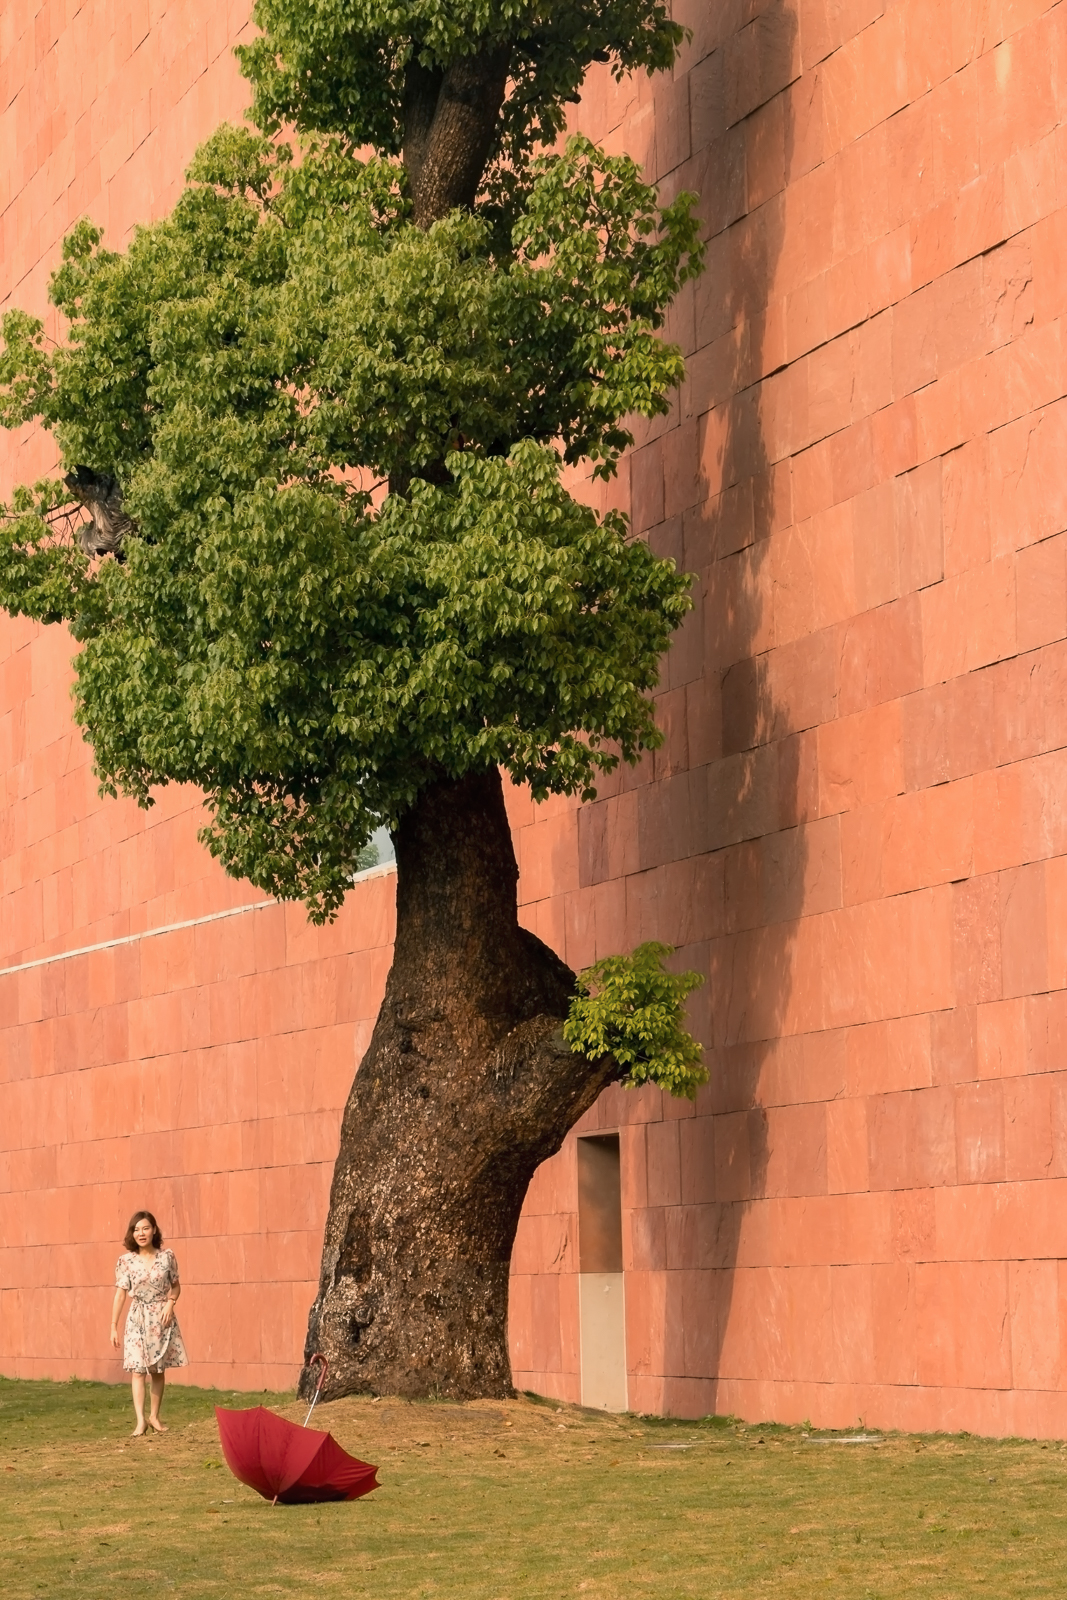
110;1210;189;1435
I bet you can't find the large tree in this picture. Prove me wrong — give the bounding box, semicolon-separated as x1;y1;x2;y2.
0;1;706;1400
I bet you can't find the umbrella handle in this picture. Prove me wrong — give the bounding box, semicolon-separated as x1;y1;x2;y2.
301;1353;329;1428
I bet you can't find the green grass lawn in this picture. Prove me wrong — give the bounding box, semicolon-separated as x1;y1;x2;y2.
1;1377;1065;1597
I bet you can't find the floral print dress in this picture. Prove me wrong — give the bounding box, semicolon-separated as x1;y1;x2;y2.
116;1249;190;1373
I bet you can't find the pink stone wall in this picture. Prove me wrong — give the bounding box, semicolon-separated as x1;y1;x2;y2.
5;0;1067;1435
509;0;1067;1435
0;613;395;1389
0;0;389;1388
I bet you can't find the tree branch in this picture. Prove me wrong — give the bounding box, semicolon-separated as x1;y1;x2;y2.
405;46;511;228
401;54;444;201
490;1014;619;1162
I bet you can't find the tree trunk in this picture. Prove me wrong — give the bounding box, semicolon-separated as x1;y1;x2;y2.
402;47;511;228
300;768;615;1400
300;46;607;1405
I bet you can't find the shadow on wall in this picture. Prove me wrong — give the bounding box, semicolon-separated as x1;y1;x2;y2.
695;0;813;1411
529;0;813;1415
624;0;809;1411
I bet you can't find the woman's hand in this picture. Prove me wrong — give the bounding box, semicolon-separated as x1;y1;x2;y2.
111;1287;127;1345
159;1301;174;1329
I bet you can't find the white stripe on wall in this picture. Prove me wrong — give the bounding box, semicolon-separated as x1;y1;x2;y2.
0;860;396;980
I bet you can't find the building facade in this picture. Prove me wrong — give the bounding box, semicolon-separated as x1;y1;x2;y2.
4;0;1067;1435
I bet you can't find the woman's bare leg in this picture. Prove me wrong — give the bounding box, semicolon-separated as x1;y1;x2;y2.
147;1369;167;1432
130;1372;147;1435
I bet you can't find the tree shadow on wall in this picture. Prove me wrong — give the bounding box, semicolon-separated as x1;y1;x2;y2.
568;0;815;1417
670;0;811;1415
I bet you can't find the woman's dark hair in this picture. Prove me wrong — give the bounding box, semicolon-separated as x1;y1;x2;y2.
124;1211;162;1252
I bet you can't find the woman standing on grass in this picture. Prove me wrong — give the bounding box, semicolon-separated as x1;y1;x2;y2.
110;1210;189;1436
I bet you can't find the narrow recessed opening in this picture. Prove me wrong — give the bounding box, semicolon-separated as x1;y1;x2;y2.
577;1134;622;1272
576;1133;627;1412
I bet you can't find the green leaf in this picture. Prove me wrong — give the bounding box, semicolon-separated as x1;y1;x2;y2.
564;942;707;1100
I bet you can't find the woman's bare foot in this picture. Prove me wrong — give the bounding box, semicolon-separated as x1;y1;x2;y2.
147;1418;168;1434
131;1423;147;1437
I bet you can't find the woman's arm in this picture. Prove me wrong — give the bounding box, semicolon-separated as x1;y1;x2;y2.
110;1287;127;1349
160;1261;181;1329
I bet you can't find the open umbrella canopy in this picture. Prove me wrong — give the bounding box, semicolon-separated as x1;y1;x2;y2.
216;1406;379;1505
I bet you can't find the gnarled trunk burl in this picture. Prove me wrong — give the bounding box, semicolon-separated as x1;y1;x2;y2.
301;770;615;1400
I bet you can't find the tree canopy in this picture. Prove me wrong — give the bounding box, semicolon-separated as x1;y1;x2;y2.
1;124;700;903
0;0;706;1064
237;0;684;226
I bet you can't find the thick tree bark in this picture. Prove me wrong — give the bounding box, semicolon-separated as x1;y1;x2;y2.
402;47;511;228
301;769;615;1400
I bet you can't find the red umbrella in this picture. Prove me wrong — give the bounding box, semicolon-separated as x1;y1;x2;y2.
216;1356;379;1506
